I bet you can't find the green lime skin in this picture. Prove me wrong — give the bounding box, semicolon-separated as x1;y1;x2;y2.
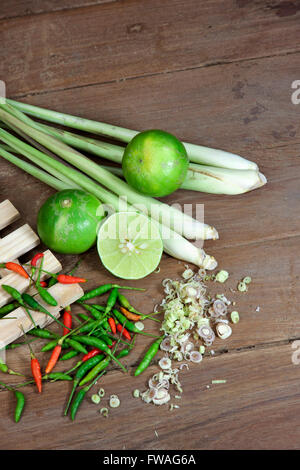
122;130;189;197
37;189;104;254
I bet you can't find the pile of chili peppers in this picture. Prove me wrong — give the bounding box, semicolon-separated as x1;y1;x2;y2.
0;256;163;422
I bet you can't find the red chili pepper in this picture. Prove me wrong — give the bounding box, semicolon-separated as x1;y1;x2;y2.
21;325;42;393
82;348;102;362
31;357;43;393
62;307;72;336
39;281;47;288
116;324;131;341
56;274;86;284
108;317;117;334
45;345;62;374
31;253;44;267
1;262;29;279
109;341;116;350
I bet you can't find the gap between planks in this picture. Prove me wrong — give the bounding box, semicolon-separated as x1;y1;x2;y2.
0;0;120;21
0;335;298;393
9;49;300;101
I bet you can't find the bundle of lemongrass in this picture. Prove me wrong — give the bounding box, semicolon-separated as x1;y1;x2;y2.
0;100;266;269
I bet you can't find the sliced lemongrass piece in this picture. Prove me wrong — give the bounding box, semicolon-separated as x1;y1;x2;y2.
213;300;227;316
152;388;170;406
190;351;203;363
216;323;232;340
215;270;229;283
100;407;109;417
160;337;172;352
230;311;240;324
135;321;144;331
98;388;105;398
91;394;101;404
158;357;172;370
237;281;247;292
133;389;140;398
109;395;120;408
243;276;252;284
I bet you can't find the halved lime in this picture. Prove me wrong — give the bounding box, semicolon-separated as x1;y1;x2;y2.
97;212;163;280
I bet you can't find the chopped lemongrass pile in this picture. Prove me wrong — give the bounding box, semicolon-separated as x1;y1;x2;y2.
139;266;246;408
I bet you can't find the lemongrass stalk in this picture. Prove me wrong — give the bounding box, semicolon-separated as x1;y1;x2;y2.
101;163;266;195
7;99;258;171
185;164;267;194
40;123;124;163
0;131;217;269
32;123;266;194
0;133;267;195
0;146;71;191
0;105;218;241
0;125;82;191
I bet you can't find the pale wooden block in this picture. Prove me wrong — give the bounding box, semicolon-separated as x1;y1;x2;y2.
0;224;40;263
0;200;20;230
0;250;62;307
0;283;84;347
0;201;20;276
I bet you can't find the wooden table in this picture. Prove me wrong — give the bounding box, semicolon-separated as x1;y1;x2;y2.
0;0;300;450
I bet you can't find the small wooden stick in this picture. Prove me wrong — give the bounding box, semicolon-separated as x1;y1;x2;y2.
0;224;39;263
0;250;62;307
0;200;20;230
0;283;84;347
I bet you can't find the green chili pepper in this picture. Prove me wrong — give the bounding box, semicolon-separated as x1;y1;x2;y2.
76;313;90;322
1;285;37;327
64;354;105;415
76;318;106;335
21;293;67;330
79;349;129;387
65;338;88;355
117;292;141;315
6;339;38;350
105;287;119;315
35;285;58;307
134;338;163;376
0;302;18;317
0;358;24;376
59;350;80;361
14;390;25;423
0;380;26;423
41;340;69;352
80;304;103;319
78;284;144;303
27;327;58;340
44;372;73;382
71;335;127;372
47;277;58;288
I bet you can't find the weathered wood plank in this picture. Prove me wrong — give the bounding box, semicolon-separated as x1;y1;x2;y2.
0;343;299;449
1;0;300;97
0;0;117;20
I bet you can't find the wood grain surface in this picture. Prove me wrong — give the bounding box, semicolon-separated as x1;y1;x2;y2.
0;0;300;450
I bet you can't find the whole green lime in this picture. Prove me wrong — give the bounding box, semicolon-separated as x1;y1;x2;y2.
122;130;189;197
37;189;104;254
